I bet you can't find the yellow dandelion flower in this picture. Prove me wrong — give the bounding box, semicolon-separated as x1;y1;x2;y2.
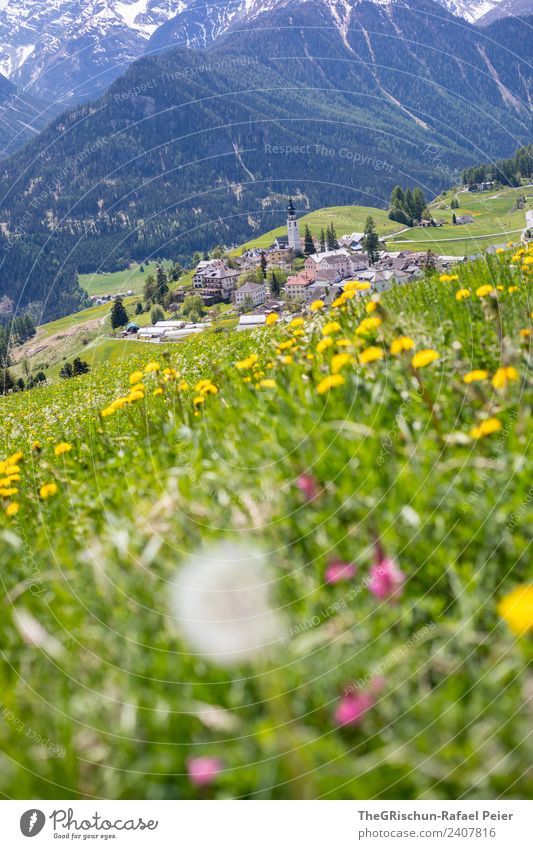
463;369;488;384
5;502;19;517
492;366;518;389
519;328;531;338
54;442;72;457
31;441;41;452
336;338;352;347
280;355;292;365
265;313;279;325
8;452;23;464
316;374;345;395
153;388;164;396
411;349;440;369
310;300;324;311
331;353;352;374
290;317;304;328
317;336;333;353
144;361;160;373
497;585;533;635
259;379;276;388
40;483;58;499
508;286;519;293
359;346;384;365
470;417;502;439
495;248;504;255
366;301;378;313
355;316;382;336
235;354;259;370
178;381;189;391
322;321;341;336
193;396;205;406
129;370;144;385
476;284;494;297
390;336;414;355
456;288;471;300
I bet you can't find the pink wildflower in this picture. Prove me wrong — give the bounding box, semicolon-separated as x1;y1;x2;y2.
186;756;223;787
325;559;356;584
334;691;374;726
295;473;319;502
368;553;405;601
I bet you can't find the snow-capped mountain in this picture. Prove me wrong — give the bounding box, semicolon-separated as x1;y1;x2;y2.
0;0;524;104
477;0;533;23
145;0;509;57
0;0;191;102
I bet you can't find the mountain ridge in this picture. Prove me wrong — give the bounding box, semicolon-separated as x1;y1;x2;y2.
0;0;531;320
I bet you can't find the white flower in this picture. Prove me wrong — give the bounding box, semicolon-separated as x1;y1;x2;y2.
171;543;284;666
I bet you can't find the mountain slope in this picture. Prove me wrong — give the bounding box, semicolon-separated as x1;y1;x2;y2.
145;0;506;55
0;0;191;103
0;0;518;105
0;0;531;320
0;73;59;158
477;0;533;22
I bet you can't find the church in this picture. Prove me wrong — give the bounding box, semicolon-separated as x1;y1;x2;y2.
286;197;301;252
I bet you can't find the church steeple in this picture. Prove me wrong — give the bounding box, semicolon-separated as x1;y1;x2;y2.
286;196;301;252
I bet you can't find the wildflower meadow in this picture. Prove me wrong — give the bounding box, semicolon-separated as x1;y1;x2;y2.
0;246;532;800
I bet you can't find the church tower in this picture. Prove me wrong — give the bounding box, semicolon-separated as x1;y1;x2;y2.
287;197;301;252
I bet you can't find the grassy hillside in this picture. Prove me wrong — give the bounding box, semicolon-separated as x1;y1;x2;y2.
79;261;173;297
0;244;532;800
388;185;532;254
233;206;403;253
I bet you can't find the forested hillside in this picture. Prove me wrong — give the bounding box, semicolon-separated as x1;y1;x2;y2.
0;0;531;320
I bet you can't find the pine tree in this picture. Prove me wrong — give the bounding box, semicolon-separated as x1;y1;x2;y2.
362;216;380;265
260;251;268;279
72;357;90;375
110;298;128;329
319;229;326;252
326;223;338;251
303;224;314;255
154;266;169;304
59;362;73;379
412;188;427;221
143;273;156;305
390;185;405;208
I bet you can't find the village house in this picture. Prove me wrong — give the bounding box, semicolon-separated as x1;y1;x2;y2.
338;232;365;251
193;259;225;286
285;272;314;301
195;266;240;301
454;215;474;225
304;248;366;281
234;281;267;309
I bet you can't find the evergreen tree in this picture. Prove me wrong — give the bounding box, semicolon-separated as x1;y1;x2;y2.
362;216;380;265
110;298;128;329
303;224;314;255
0;368;14;395
452;212;457;224
151;304;165;324
135;301;144;315
319;229;326;252
404;188;415;219
390;185;405;208
72;357;90;376
154;266;169;304
326;223;338;251
59;362;73;379
412;188;427;221
260;251;268;279
143;273;156;305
